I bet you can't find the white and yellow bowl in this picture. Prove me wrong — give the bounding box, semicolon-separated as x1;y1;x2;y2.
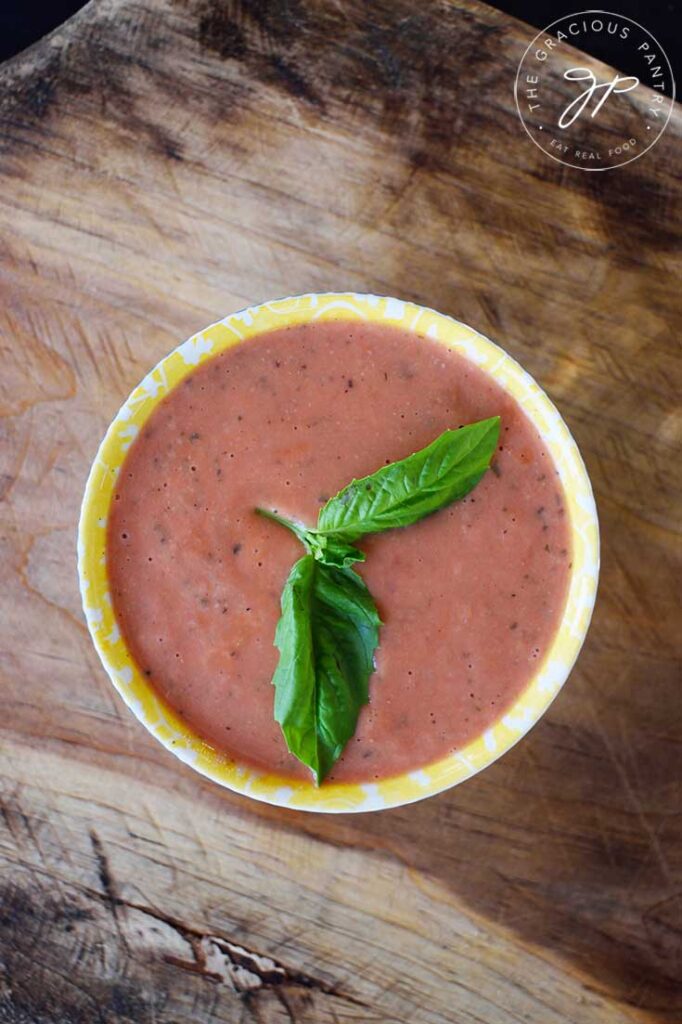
78;293;599;812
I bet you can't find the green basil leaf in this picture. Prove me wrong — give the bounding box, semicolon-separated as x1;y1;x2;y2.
272;555;380;784
317;416;500;540
256;508;364;567
259;415;500;782
307;532;366;568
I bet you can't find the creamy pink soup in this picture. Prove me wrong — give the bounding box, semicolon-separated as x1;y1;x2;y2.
108;321;571;783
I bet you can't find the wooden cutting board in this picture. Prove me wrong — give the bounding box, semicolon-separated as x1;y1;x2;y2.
1;1;680;1021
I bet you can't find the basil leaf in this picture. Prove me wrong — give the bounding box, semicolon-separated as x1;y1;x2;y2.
259;415;500;781
317;417;500;540
272;555;380;784
256;508;365;567
307;533;366;568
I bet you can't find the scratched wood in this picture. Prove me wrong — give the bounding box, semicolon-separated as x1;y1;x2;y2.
0;1;680;1022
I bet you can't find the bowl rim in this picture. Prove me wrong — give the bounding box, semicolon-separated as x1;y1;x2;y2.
78;292;600;813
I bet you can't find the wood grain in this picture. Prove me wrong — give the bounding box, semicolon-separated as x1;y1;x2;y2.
0;1;680;1021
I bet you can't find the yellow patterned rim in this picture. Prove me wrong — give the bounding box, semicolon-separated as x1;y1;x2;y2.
78;293;599;812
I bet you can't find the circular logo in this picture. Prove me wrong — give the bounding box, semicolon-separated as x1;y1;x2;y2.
514;10;675;170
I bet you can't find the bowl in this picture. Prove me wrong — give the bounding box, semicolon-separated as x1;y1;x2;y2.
78;293;599;812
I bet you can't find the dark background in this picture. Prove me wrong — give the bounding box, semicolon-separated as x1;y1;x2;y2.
0;0;678;97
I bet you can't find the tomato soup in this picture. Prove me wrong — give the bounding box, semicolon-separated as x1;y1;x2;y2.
108;322;570;782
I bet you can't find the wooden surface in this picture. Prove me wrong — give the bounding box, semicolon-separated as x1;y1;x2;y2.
1;1;681;1021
